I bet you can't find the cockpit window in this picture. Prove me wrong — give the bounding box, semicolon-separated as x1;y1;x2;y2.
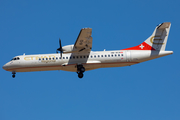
11;57;20;61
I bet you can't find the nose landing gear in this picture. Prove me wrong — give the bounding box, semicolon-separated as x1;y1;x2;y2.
77;65;85;78
12;71;16;78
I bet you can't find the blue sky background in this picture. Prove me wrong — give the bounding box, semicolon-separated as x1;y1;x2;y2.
0;0;180;120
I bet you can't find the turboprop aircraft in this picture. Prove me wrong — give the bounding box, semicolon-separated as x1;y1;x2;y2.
3;22;173;78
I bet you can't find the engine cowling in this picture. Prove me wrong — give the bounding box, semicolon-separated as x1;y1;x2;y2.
62;45;76;53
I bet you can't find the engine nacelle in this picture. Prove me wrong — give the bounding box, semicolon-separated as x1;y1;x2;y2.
62;44;91;53
62;45;76;53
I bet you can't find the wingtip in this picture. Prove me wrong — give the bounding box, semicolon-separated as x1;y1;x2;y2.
82;28;92;30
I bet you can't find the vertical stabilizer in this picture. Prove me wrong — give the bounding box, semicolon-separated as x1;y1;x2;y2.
145;22;171;51
123;22;171;51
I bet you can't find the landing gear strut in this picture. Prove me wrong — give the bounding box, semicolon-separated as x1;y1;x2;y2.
12;71;16;78
77;65;85;78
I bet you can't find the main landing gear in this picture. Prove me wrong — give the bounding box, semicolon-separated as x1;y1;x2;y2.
77;65;85;78
12;71;16;78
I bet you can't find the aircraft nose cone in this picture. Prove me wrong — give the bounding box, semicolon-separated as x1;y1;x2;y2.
2;64;7;70
2;63;10;70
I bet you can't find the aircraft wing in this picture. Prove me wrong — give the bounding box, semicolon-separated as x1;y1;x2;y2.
74;28;92;53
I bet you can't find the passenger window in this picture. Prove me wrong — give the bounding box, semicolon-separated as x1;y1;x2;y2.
73;56;75;59
98;55;100;57
108;55;110;57
56;57;58;60
63;57;65;59
111;55;113;57
77;56;79;59
42;58;44;60
115;54;117;57
87;56;89;58
105;55;107;57
121;54;123;56
59;57;61;59
39;58;41;60
49;58;51;60
84;56;86;58
70;57;72;59
46;58;48;60
17;57;20;60
66;57;68;59
94;55;96;58
91;56;93;58
52;57;55;60
118;54;120;56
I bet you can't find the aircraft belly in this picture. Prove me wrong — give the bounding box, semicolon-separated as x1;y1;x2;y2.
82;59;138;71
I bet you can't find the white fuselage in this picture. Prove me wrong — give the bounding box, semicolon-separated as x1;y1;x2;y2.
3;50;173;73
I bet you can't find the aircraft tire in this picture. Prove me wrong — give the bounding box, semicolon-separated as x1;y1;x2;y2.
78;72;83;78
80;67;85;73
12;74;15;78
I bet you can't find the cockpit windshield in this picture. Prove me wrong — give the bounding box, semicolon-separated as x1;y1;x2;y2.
11;57;20;61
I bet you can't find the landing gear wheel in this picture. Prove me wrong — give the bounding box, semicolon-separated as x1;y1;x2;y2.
80;67;85;73
78;72;84;78
77;65;85;78
12;71;16;78
12;74;15;78
77;65;85;73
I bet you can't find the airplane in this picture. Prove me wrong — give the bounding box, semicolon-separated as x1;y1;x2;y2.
2;22;173;78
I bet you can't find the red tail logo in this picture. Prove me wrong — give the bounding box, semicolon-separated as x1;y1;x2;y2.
122;42;155;50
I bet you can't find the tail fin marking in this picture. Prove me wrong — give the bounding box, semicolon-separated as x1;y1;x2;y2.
123;22;171;51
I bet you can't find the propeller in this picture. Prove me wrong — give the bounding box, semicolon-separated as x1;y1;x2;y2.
56;38;63;57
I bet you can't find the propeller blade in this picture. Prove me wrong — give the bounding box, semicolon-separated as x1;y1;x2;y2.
57;38;63;57
59;38;62;50
60;51;62;57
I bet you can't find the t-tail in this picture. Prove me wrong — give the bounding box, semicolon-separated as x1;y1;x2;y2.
123;22;171;51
